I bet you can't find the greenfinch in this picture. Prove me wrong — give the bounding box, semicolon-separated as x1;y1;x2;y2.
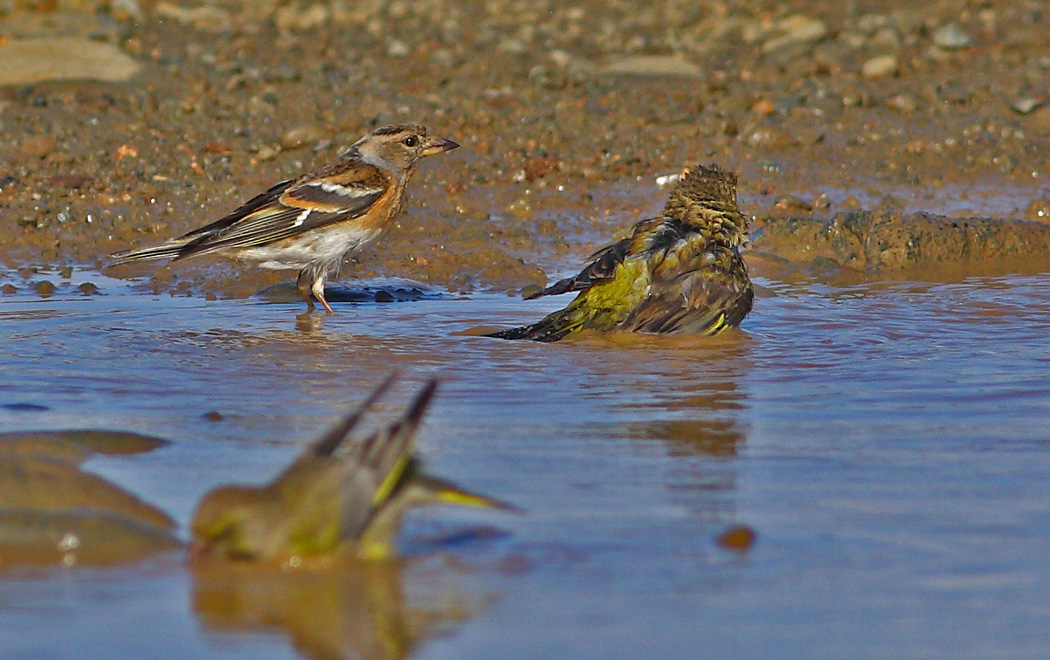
487;164;753;341
191;375;512;561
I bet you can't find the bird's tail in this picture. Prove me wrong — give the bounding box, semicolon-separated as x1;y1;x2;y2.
108;239;189;265
484;308;585;343
410;473;519;512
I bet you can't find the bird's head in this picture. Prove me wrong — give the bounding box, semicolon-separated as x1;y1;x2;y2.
190;486;285;561
350;124;459;174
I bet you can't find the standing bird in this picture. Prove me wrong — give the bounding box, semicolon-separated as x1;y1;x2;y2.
486;164;753;342
191;375;514;562
109;124;459;313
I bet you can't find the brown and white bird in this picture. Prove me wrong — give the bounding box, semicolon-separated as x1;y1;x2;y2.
486;164;753;341
109;124;458;313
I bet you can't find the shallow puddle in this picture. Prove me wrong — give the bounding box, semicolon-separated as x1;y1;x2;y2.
1;270;1050;659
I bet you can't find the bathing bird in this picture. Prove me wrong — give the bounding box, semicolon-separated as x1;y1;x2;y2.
486;164;753;341
191;375;513;561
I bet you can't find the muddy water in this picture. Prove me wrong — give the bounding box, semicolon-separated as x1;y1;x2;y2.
1;269;1049;658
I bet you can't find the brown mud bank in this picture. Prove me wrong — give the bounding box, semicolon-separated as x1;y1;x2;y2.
751;209;1050;280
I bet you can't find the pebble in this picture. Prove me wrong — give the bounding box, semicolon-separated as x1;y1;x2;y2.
761;15;828;53
34;281;55;297
886;94;919;113
153;3;233;32
774;195;813;212
281;125;326;150
1011;98;1045;115
386;39;410;58
1026;199;1050;223
861;54;899;78
0;38;141;86
746;127;798;150
931;23;973;50
274;3;329;32
598;55;702;77
716;525;757;551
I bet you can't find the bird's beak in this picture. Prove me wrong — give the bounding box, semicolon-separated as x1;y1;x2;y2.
422;137;460;157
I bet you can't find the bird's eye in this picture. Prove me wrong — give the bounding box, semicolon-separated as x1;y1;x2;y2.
402;136;419;147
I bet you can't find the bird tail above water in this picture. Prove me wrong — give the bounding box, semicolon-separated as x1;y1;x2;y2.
108;238;192;265
484;307;585;342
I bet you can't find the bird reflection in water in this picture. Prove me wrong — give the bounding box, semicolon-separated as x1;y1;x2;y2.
191;556;489;660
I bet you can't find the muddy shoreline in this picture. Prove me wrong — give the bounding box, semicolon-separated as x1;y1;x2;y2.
2;1;1050;297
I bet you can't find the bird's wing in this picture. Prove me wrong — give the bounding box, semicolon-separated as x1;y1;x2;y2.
623;256;754;335
173;162;390;257
310;373;400;458
524;236;632;299
339;380;439;539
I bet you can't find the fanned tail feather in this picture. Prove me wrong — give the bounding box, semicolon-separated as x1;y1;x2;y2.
485;309;584;342
108;240;191;265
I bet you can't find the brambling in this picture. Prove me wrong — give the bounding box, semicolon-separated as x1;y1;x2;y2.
487;164;753;341
191;375;515;562
109;124;459;313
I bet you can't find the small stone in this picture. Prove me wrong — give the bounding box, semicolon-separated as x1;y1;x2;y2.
762;15;828;53
861;54;899;78
203;141;232;155
523;156;559;181
813;193;832;209
274;3;329;32
750;98;776;115
887;94;919;113
108;0;141;20
34;281;55;297
931;23;972;50
386;39;410;58
202;411;224;422
1011;98;1045;115
77;282;99;295
281;125;325;150
0;38;141;86
374;290;395;303
746;127;798;149
598;55;702;77
498;38;527;55
1;284;16;294
774;195;813;212
1026;199;1050;223
716;525;757;551
154;3;232;31
255;144;280;161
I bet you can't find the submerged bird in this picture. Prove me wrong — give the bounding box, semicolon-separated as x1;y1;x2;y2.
191;375;513;561
109;124;458;313
486;164;753;342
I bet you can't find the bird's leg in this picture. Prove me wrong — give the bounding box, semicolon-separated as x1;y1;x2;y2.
312;261;335;314
313;277;334;314
296;268;316;313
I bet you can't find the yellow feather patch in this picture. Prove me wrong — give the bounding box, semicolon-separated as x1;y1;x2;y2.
372;453;411;506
